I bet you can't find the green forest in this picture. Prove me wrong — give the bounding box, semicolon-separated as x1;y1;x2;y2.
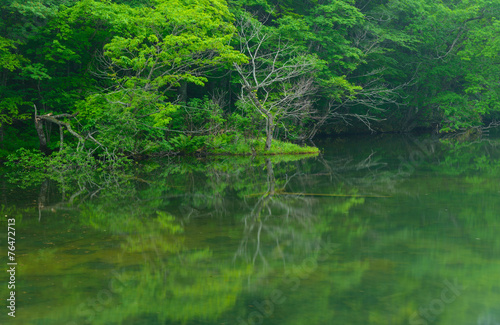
1;0;499;164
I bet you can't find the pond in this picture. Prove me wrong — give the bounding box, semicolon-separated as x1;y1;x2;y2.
1;133;500;325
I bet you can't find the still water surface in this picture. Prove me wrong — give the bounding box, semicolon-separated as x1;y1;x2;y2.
1;134;500;325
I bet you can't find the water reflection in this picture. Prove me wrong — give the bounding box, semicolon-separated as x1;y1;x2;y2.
2;135;500;324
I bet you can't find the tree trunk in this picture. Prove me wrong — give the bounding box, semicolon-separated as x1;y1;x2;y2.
35;116;49;155
178;81;188;104
265;114;274;151
34;105;50;154
243;87;275;151
59;125;64;151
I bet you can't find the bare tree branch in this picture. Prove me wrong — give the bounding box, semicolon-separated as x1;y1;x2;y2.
233;16;318;150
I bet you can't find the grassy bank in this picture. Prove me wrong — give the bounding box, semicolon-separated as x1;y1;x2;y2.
208;138;319;156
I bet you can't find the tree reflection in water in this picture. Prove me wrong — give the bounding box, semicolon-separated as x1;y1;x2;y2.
5;135;500;324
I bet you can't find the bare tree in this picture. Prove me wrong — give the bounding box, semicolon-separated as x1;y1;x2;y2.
232;16;318;150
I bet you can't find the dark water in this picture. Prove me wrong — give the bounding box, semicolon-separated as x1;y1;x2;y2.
2;134;500;325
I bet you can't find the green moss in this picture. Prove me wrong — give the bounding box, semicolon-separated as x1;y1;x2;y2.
209;138;319;156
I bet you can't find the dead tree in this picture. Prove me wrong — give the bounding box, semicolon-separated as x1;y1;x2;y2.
34;105;104;154
233;16;317;150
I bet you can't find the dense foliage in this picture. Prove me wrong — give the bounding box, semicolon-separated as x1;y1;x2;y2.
1;0;499;160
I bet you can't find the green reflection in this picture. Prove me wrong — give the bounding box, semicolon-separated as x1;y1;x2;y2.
2;135;500;324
